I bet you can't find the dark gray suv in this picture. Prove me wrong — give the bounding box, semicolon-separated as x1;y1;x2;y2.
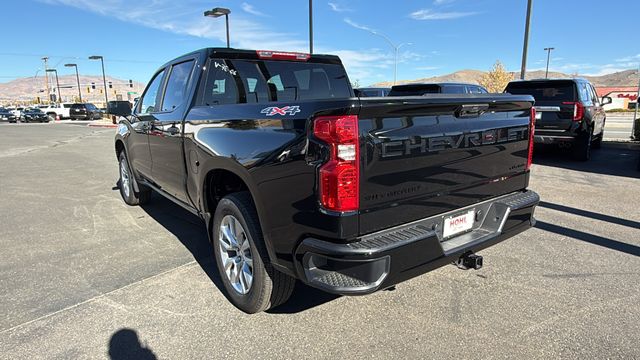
505;78;611;161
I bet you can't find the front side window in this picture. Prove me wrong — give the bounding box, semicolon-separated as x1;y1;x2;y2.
139;69;166;114
161;60;195;112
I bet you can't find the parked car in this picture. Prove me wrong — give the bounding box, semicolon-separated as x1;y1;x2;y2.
11;107;25;118
0;107;18;123
505;79;611;161
355;87;390;97
21;108;49;123
112;47;539;313
70;103;103;120
388;82;489;96
43;103;73;120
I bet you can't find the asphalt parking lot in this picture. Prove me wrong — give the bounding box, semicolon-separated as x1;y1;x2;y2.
1;123;639;359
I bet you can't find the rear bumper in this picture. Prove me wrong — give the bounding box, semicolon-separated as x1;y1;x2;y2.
70;113;89;119
294;190;539;295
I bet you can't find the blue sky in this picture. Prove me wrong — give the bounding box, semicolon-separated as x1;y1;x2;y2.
1;0;639;86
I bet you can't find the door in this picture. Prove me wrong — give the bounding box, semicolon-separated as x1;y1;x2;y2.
589;83;606;136
128;68;166;179
148;59;196;204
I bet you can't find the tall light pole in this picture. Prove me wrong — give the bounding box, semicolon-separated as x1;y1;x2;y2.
632;64;639;139
309;0;313;54
365;30;411;85
65;63;82;103
42;57;50;103
520;0;533;80
204;7;231;48
46;69;61;103
89;55;108;109
544;47;555;79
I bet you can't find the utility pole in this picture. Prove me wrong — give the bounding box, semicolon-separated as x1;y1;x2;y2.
633;65;639;139
520;0;533;80
544;47;554;78
309;0;313;54
42;57;50;103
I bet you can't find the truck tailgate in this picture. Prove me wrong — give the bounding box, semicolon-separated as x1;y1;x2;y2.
357;94;534;235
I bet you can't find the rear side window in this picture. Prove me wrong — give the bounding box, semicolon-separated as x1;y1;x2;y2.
139;69;166;114
506;81;576;102
442;85;466;94
467;85;487;94
198;58;352;105
161;60;195;112
578;82;592;104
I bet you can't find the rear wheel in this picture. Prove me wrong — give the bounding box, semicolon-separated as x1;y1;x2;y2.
118;151;151;206
212;192;295;313
572;130;592;161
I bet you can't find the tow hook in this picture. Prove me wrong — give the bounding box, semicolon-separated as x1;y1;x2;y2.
455;252;483;270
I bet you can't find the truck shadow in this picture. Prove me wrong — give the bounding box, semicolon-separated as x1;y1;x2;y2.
138;194;339;313
533;142;640;178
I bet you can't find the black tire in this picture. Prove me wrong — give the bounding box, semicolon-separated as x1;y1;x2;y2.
118;151;151;206
212;192;295;313
572;130;592;161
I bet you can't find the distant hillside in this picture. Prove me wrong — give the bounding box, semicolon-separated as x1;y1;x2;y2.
373;69;640;88
0;75;146;105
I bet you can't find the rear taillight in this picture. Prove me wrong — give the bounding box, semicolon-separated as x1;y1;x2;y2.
562;101;585;121
313;115;359;212
527;107;535;171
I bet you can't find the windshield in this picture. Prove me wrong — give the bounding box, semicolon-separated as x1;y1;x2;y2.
25;108;43;113
505;81;576;102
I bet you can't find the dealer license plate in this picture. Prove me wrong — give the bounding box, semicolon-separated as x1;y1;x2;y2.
442;210;475;238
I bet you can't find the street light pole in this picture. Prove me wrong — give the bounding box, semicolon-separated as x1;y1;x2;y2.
632;64;639;139
42;57;50;103
204;7;232;48
89;56;108;109
520;0;533;80
46;69;61;103
366;30;411;85
544;47;554;79
309;0;313;54
65;63;82;102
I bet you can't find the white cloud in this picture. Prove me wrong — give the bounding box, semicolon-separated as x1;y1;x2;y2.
409;9;477;20
343;18;375;32
241;2;268;17
615;54;640;63
433;0;455;5
328;2;352;12
415;66;440;71
41;0;306;51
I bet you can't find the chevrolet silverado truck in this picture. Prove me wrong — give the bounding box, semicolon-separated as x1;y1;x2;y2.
112;48;539;313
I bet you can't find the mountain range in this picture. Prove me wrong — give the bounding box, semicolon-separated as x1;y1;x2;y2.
0;75;146;104
372;69;640;88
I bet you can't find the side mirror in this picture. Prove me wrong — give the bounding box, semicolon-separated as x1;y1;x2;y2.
107;101;132;117
601;96;612;106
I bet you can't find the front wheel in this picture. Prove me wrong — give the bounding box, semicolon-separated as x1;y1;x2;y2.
118;151;151;206
212;192;295;313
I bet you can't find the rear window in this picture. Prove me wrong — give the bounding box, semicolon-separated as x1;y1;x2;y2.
505;81;576;102
199;59;352;106
70;104;85;109
388;84;440;96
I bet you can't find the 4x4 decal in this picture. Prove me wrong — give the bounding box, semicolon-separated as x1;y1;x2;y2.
260;106;301;116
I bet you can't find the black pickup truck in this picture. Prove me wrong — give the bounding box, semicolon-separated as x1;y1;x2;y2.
113;48;539;313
